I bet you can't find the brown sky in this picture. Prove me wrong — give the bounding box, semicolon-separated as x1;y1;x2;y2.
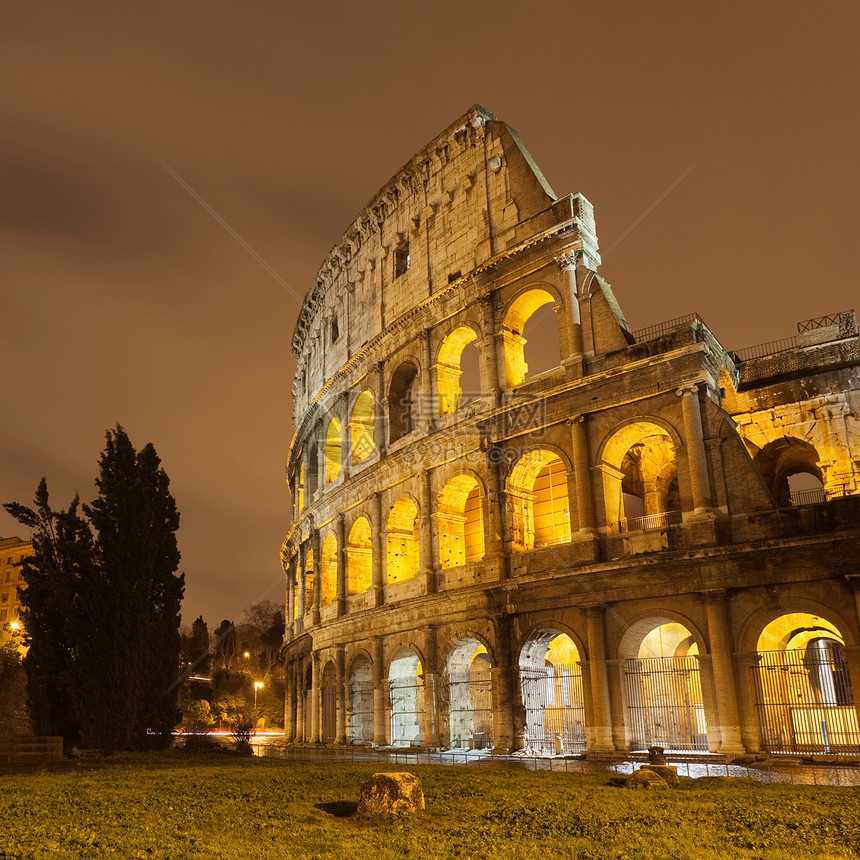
2;1;858;626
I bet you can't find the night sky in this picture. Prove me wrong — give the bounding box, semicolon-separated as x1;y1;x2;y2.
2;1;858;626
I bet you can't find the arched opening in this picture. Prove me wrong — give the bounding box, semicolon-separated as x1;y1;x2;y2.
623;621;706;751
443;638;493;750
753;438;825;506
294;459;304;514
388;362;419;443
437;326;480;416
307;444;319;503
304;548;314;610
346;517;372;596
389;648;424;746
437;474;484;569
351;391;376;464
321;662;337;743
347;656;374;745
387;497;419;585
519;630;586;754
753;612;857;753
320;533;337;608
502;289;558;388
508;450;571;551
601;421;680;532
325;418;342;485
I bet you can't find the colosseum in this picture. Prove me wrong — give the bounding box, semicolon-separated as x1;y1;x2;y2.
281;105;860;759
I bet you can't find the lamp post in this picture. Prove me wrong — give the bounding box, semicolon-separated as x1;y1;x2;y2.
253;681;263;709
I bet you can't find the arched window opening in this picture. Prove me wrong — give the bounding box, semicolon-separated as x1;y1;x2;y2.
347;657;374;745
519;631;586;754
437;475;485;569
443;638;493;750
304;548;314;610
295;459;304;514
601;422;680;532
387;497;419;585
508;450;571;552
388;362;419;443
351;391;376;464
624;621;706;752
346;517;372;596
753;438;826;506
325;418;342;485
320;533;337;608
321;662;337;743
521;303;562;378
389;649;424;746
502;289;558;388
437;327;479;417
754;613;856;752
307;444;319;503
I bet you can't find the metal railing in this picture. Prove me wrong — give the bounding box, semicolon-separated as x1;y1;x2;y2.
797;312;847;333
789;486;851;506
733;336;800;362
620;510;682;532
520;665;587;755
630;313;703;344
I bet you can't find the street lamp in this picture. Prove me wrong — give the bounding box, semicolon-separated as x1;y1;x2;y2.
253;681;263;708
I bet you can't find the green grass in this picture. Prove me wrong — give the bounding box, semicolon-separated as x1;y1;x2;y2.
1;754;858;860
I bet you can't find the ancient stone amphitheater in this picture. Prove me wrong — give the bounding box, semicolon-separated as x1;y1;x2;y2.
282;105;860;759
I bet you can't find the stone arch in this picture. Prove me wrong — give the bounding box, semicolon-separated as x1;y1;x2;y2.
518;626;587;754
388;646;424;746
598;419;683;533
502;286;562;387
753;437;824;506
347;652;374;745
324;416;342;485
386;496;420;584
614;611;708;660
320;660;338;743
442;636;493;750
346;516;372;596
436;325;481;417
306;442;319;503
507;448;572;552
320;532;337;607
350;389;376;464
437;472;485;569
388;360;420;443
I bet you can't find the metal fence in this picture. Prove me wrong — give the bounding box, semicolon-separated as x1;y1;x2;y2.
620;510;682;532
347;680;374;745
753;647;859;754
520;665;587;754
624;656;708;751
390;679;425;746
445;678;493;749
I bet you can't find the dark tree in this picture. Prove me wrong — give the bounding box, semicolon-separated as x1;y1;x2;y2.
183;615;211;675
213;619;236;670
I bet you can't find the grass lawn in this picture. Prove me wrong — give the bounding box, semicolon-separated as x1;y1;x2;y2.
1;753;858;860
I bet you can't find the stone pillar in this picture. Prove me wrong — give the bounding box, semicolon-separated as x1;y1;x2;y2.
490;614;517;753
371;491;385;607
555;250;585;362
569;415;597;533
584;606;615;752
734;652;764;753
702;591;745;754
336;514;347;617
376;362;388;458
310;651;321;744
419;469;437;594
485;449;507;568
286;556;296;638
421;626;440;748
296;541;307;633
341;394;352;479
420;328;434;433
677;384;714;515
311;530;321;626
296;660;305;742
479;292;501;406
284;662;295;743
335;645;347;745
316;434;326;500
372;636;387;746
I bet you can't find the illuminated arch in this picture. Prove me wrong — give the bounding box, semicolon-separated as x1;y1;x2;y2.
347;654;374;744
386;497;419;584
436;326;480;416
303;547;314;609
444;638;493;750
388;647;424;746
600;420;680;532
388;362;419;442
346;517;372;596
437;474;485;569
351;390;376;464
320;533;337;608
502;288;558;388
753;437;824;506
508;449;571;551
325;417;342;484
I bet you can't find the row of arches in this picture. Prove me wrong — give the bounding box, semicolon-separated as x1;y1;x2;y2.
292;611;858;755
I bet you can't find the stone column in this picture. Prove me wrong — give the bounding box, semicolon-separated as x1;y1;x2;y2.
485;448;507;569
335;645;347;745
372;636;387;746
341;394;352;479
569;415;597;533
310;651;322;744
479;292;501;407
490;614;517;753
316;433;326;500
419;469;437;594
376;362;388;458
421;626;440;748
677;384;714;515
296;660;305;742
311;529;321;626
420;328;434;433
336;514;347;617
555;250;585;360
584;606;615;752
371;491;385;607
702;590;745;754
296;541;307;633
284;662;295;743
286;556;296;638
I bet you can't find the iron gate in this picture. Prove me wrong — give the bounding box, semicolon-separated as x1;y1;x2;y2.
444;678;493;749
347;680;374;745
624;656;707;751
520;664;587;754
753;647;859;753
389;679;424;746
